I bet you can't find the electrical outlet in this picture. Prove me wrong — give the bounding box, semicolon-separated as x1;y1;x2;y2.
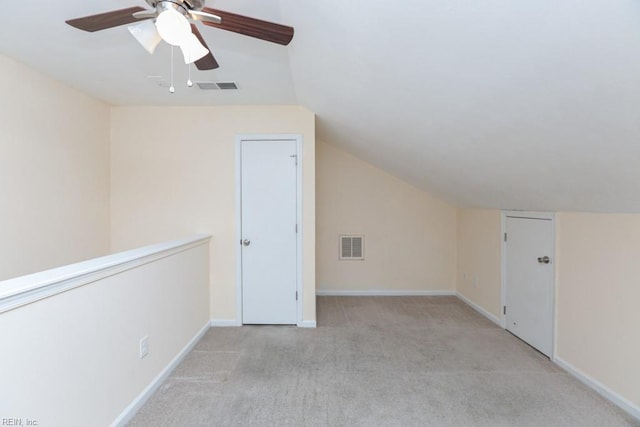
139;336;149;359
473;276;478;288
463;272;467;281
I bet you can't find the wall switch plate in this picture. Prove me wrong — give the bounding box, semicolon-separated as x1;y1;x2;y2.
139;336;149;359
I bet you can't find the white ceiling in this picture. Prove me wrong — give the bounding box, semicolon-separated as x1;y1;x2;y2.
2;0;640;212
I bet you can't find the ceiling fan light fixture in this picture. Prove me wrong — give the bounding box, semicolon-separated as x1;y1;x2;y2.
180;33;209;64
128;20;162;54
155;8;191;46
66;3;295;74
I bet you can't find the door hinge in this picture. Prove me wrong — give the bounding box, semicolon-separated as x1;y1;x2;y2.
295;224;298;233
504;232;508;242
296;291;298;301
503;305;507;315
290;154;298;165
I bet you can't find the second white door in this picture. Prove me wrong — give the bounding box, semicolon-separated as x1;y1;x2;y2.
240;139;298;325
505;215;554;357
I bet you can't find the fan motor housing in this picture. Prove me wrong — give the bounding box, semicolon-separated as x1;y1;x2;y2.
145;0;205;11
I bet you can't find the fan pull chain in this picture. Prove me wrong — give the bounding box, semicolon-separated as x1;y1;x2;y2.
187;63;193;87
169;46;175;94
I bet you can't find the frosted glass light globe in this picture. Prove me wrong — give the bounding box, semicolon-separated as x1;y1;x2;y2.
155;9;191;46
128;20;162;54
180;33;209;64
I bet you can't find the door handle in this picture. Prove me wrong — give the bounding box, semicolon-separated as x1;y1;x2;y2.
242;239;251;246
537;256;550;264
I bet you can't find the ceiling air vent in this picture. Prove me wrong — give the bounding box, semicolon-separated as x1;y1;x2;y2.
196;81;240;90
196;82;219;90
340;235;364;260
216;81;239;90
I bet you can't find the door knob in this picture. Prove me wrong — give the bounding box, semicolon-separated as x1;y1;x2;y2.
242;239;251;246
537;256;550;264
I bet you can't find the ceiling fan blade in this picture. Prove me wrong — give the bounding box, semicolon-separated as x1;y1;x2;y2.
191;25;219;70
66;7;147;32
201;8;294;46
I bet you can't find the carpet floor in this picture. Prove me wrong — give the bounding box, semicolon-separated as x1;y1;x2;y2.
129;296;639;426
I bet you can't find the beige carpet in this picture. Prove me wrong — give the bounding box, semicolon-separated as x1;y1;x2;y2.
129;296;639;426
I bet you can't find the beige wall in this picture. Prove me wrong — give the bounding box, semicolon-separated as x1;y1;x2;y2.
0;55;111;280
556;212;640;409
110;106;316;322
0;239;210;426
316;140;457;292
456;208;502;319
455;209;640;412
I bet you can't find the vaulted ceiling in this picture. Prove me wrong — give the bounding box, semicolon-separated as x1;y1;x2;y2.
2;0;640;212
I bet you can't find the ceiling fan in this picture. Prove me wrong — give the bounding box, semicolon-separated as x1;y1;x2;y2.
66;0;294;71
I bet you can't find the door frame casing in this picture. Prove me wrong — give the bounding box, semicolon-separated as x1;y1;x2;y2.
501;210;556;359
235;134;304;326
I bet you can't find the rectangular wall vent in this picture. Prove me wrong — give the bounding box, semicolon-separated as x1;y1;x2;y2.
339;235;364;260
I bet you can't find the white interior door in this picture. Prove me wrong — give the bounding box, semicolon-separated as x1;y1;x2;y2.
240;139;298;324
505;215;554;357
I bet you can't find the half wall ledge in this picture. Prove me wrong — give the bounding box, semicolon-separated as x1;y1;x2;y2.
0;234;211;314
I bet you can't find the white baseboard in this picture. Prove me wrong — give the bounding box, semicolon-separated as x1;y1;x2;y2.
554;357;640;421
112;321;210;426
316;290;456;297
211;319;316;328
455;292;501;326
298;320;317;328
210;319;242;327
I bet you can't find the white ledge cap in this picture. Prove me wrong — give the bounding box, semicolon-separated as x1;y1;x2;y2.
0;234;211;313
